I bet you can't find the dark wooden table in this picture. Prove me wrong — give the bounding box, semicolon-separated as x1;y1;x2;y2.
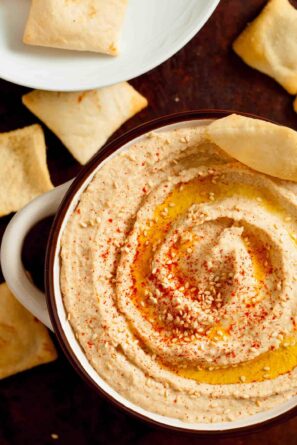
1;0;297;443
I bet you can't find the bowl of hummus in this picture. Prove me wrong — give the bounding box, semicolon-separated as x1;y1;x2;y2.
2;110;297;433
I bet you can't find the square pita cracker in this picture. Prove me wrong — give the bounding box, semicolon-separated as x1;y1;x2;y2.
22;82;148;164
206;113;297;182
0;125;53;217
23;0;128;55
0;282;57;380
233;0;297;94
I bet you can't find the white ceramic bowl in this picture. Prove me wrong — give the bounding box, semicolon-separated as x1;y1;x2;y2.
2;111;297;434
0;0;220;91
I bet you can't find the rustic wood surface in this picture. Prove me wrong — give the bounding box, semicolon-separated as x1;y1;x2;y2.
1;0;297;443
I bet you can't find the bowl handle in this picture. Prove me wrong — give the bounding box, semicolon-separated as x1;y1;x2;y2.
1;180;73;331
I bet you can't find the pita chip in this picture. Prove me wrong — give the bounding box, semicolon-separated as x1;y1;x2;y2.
233;0;297;94
22;82;148;164
206;114;297;182
0;125;53;217
23;0;128;55
0;283;57;380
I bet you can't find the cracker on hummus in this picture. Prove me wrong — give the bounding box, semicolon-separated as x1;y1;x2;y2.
233;0;297;94
0;124;53;217
206;113;297;181
23;0;128;55
0;282;57;380
22;83;148;165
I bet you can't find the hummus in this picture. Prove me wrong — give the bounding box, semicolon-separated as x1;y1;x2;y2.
60;125;297;423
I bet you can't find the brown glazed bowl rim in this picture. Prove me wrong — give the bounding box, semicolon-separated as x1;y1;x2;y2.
45;109;297;436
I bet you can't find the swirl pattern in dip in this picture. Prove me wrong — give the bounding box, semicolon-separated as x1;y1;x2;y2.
61;125;297;423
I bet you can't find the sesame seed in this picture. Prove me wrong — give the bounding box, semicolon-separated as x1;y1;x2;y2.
240;375;246;382
149;296;157;305
210;401;218;408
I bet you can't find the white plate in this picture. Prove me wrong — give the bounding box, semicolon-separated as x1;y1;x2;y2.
0;0;220;92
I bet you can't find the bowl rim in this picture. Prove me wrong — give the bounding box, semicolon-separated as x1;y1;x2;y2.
45;109;297;435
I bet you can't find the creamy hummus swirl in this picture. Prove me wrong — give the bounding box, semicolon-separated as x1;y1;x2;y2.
117;166;297;371
60;127;297;423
